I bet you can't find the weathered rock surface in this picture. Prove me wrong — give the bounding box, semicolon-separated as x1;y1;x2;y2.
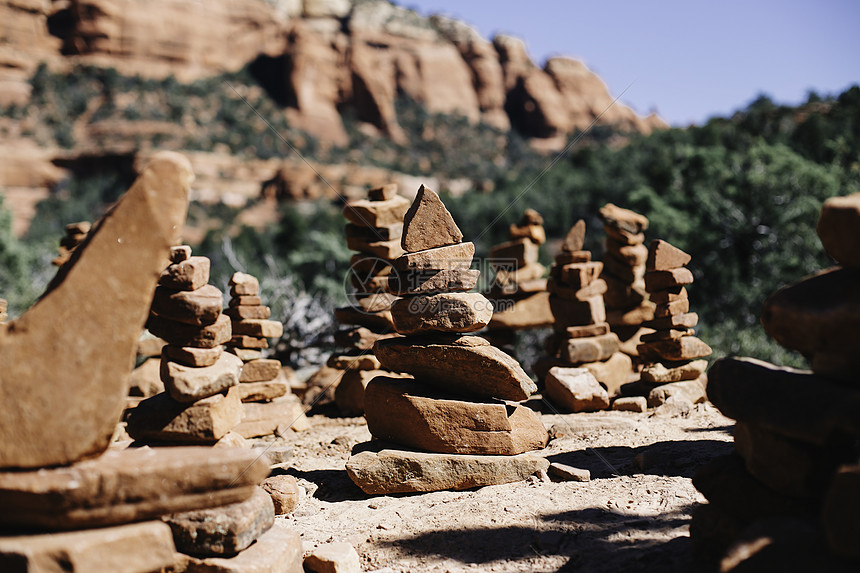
0;152;191;469
261;475;301;516
178;522;303;573
162;351;243;403
151;284;224;326
645;239;691;271
346;441;549;495
646;375;707;407
392;242;475;272
374;335;537;401
544;367;610;413
388;268;481;295
560;332;620;363
401;185;463;252
390;292;493;334
0;446;268;530
304;542;361;573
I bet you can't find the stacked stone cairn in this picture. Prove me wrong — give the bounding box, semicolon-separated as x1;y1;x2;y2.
51;220;90;267
543;220;637;412
599;203;655;366
306;184;409;414
637;240;711;410
126;246;246;446
346;185;550;495
690;192;860;571
0;153;302;573
224;271;310;438
484;209;554;348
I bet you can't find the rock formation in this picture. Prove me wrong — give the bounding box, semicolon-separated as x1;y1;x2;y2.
690;192;860;570
346;184;548;494
52;221;90;267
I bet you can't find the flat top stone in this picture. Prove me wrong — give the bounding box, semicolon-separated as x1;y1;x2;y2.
562;220;586;252
599;203;649;234
229;272;259;291
0;152;191;470
401;185;464;252
818;192;860;267
646;239;691;271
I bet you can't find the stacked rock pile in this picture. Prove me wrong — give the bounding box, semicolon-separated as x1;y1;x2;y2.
691;192;860;571
51;221;90;267
346;185;549;495
223;271;309;438
306;184;408;414
0;153;303;572
484;209;554;342
636;239;711;409
126;246;245;446
543;220;636;411
599;203;654;363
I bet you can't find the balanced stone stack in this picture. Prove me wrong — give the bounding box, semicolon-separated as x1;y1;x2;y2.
127;246;245;446
0;152;302;573
599;203;655;365
223;271;309;438
346;185;549;495
484;209;554;340
543;220;634;410
309;184;410;414
51;220;90;267
637;240;711;409
691;192;860;571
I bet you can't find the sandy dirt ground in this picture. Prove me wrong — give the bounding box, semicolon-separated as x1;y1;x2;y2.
268;399;734;572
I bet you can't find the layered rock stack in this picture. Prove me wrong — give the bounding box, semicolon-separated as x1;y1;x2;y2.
224;271;309;438
306;184;410;414
51;221;90;267
599;204;655;364
0;153;302;573
484;209;554;343
346;185;549;495
543;220;635;411
126;246;246;446
637;240;711;409
691;193;860;570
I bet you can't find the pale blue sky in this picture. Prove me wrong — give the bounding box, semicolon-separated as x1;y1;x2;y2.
403;0;860;126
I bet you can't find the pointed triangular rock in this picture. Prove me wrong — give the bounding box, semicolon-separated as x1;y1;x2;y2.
401;185;463;252
562;220;586;252
646;239;691;271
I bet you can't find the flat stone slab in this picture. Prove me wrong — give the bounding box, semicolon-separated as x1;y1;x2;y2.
401;184;463;252
162;351;243;403
0;152;191;470
560;332;620;363
0;446;269;530
544;367;610;413
599;203;649;234
234;395;309;438
346;441;549;495
160;256;210;291
390;292;493;334
229;272;259;296
164;344;223;368
489;238;539;267
147;313;232;349
373;335;537;401
392;242;475;273
388;268;480;295
487;291;555;330
239;358;282;382
638;335;712;361
364;377;548;455
343;195;411;227
165;487;274;558
151;284;224;326
179;523;303;573
0;521;177;573
236;380;289;403
647;375;707;406
231;319;284;339
644;268;694;291
548;294;606;326
641;359;707;384
304;542;361;573
817;192;860;268
646;239;691;271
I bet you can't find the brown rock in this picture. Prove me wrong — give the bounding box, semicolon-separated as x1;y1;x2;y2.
343;195;411;228
554;250;592;265
558;261;603;288
162;351;242;403
356;292;398;313
640;359;708;384
392;242;475;272
170;245;191;262
364;377;548;455
333;327;399;351
817;192;860;268
0;152;191;469
549;294;606;326
604;225;644;246
367;184;399;201
390;292;493;334
490;238;539;268
234;395;308;438
761;266;860;356
601;253;644;284
612;396;648;412
638;336;712;362
599;203;649;234
649;286;687;305
544;367;610;412
326;354;382;371
129;357;166;397
261;475;301;516
229;272;259;296
180;523;303;573
0;521;177;573
304;542;361;573
643;312;699;330
345;236;404;259
640;328;695;343
346;441;549;494
151;284;223;326
224;305;271;320
509;223;547;245
653;298;690;317
159;256;210;291
373;335;537;401
487;291;555;330
581;352;635;398
333;306;393;331
646;239;691;271
239;358;282;382
147;313;232;349
822;462;860;559
400;185;464;252
0;446;268;530
228;295;262;307
644;268;695;291
126;387;244;444
164;487;274;557
547;278;608;301
564;322;611;339
231;319;284;339
561;220;586;252
334;369;397;416
388;268;480;295
560;332;620;364
230;335;269;349
236;380;289;403
646;375;707;406
605;302;655;327
163;344;223;368
548;463;591;482
345;221;403;242
603;274;647;308
606;241;648;267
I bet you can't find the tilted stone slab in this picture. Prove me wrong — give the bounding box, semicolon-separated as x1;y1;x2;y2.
343;195;411;227
151;284;224;326
159;256;210;291
147;313;232;349
346;441;549;494
0;152;191;469
373;335;537;401
178;523;303;573
392;242;475;272
0;446;268;530
364;377;548;455
390;292;493;334
544;367;610;413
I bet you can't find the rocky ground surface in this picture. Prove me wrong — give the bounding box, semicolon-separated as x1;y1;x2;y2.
268;399;734;572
